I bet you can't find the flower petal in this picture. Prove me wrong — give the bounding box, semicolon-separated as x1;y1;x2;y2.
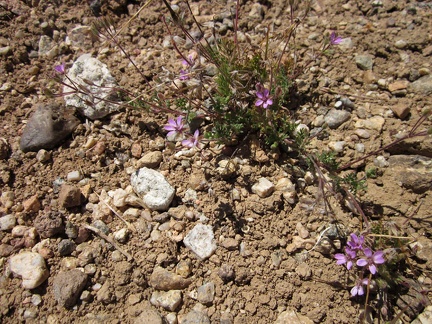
356;258;368;267
373;251;385;264
369;264;377;275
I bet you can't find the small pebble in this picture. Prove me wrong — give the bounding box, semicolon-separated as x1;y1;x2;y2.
36;149;51;162
67;170;83;182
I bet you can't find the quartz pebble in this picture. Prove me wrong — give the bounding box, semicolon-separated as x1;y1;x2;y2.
150;290;182;311
183;224;217;260
9;252;49;289
0;214;16;231
251;177;274;198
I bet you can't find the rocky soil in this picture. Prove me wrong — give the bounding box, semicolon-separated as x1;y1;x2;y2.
1;0;432;323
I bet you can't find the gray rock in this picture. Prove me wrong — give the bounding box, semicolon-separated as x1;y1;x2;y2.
58;239;76;256
150;290;182;311
9;252;49;289
149;266;192;291
324;109;351;129
409;74;432;95
131;167;175;211
64;54;121;120
183;224;217;260
52;269;88;308
0;214;16;231
197;282;215;305
251;177;275;198
19;103;80;152
38;35;58;58
355;54;374;70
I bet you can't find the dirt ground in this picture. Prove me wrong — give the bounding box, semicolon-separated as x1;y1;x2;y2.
0;0;432;323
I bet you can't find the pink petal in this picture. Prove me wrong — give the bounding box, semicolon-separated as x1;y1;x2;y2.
356;259;368;267
369;264;377;275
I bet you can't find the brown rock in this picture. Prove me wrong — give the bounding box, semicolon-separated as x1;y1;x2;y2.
58;184;82;208
388;80;409;92
391;104;410;119
53;269;88;308
363;70;376;84
136;151;163;169
131;143;142;158
34;211;65;238
149;266;192;291
23;195;41;213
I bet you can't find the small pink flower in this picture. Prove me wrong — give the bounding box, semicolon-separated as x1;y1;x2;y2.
164;116;186;138
351;278;369;297
356;248;385;275
54;63;65;74
335;247;357;270
330;31;342;45
181;129;201;149
255;83;273;109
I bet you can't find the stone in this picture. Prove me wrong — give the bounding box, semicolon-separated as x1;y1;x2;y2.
197;282;215;305
64;54;121;120
58;239;76;256
9;252;49;289
19;103;80;152
133;305;163;324
251;177;275;198
108;188;128;208
183;224;217;260
363;70;376;84
67;170;83;182
33;211;65;238
0;214;16;231
391;104;410;119
130;167;175;211
23;195;41;213
113;228;129;243
36;149;51;162
388;80;409;92
66;25;95;51
38;35;58;58
409;74;432;95
58;184;82;208
354;116;385;132
355;54;374;70
150;290;182;311
180;306;210;324
328;141;345;153
149;266;192;291
295;262;312;279
136;151;163;169
324;109;351;129
274;309;313;324
52;269;88;308
412;305;432;324
388;155;432;194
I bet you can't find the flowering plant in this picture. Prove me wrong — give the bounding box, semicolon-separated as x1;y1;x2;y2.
335;233;385;297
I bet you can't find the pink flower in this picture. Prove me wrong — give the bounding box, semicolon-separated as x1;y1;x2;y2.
335;247;357;270
330;31;342;45
54;63;65;74
181;129;201;149
356;248;385;275
164;116;186;138
346;233;364;251
255;83;273;109
351;278;369;297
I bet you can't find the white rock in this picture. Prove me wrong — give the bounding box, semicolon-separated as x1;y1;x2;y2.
150;290;182;312
328;141;346;153
108;188;128;208
131;168;175;211
183;224;217;260
251;177;274;198
64;54;120;120
9;252;49;289
0;214;16;231
113;228;129;243
67;170;83;182
374;155;389;168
